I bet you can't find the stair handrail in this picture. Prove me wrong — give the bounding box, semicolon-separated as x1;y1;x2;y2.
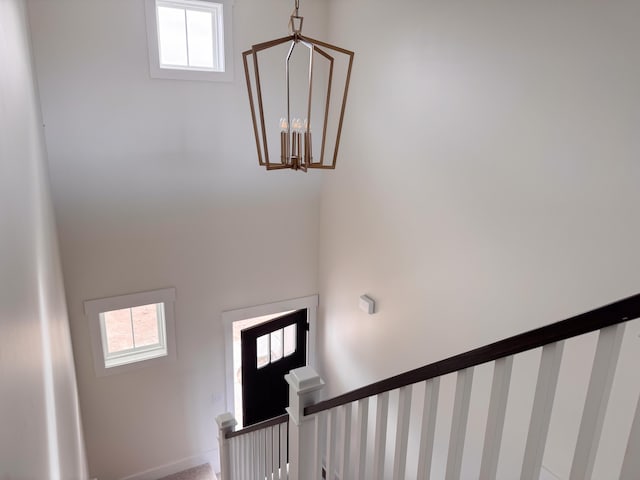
305;292;640;416
225;412;289;439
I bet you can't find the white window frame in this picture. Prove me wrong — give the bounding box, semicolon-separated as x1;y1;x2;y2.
99;302;167;368
85;288;177;377
145;0;234;82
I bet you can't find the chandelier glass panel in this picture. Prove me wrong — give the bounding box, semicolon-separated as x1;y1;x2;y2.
242;0;354;171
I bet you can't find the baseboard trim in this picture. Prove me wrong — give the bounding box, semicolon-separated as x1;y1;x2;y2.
119;449;218;480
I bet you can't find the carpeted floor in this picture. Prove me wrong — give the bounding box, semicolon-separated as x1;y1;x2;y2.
157;463;216;480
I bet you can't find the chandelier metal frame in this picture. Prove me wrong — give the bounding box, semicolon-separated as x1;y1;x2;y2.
242;0;354;171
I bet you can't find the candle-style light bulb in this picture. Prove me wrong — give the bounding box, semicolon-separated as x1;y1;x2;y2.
303;118;312;164
280;117;290;165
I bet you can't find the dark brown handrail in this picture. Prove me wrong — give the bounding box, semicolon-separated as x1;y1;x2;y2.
225;413;288;439
305;292;640;416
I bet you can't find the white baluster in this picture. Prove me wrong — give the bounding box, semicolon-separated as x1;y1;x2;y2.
241;433;248;480
252;431;257;480
229;438;238;478
268;427;273;479
235;436;240;480
286;366;325;480
258;429;266;480
479;356;514;480
354;397;369;480
521;341;564;480
373;391;390;480
620;393;640;480
244;437;248;480
232;437;236;480
314;411;326;479
280;422;288;480
326;409;337;479
570;324;625;479
216;413;237;480
445;367;474;480
266;426;273;480
250;432;256;480
339;403;352;480
393;385;412;480
417;378;440;479
272;426;278;480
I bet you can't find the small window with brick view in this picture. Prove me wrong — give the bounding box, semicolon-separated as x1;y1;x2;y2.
100;303;167;368
85;288;177;376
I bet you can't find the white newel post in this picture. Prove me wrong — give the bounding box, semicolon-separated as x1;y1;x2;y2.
286;366;325;480
216;412;237;480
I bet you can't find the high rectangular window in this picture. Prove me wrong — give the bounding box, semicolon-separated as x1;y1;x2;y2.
145;0;233;81
156;0;222;71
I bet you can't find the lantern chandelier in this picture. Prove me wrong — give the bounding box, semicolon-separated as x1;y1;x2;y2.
242;0;354;171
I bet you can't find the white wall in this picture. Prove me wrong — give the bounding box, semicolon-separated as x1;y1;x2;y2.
0;0;88;478
318;0;640;478
26;1;326;479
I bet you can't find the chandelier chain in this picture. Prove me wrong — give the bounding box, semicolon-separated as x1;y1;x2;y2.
289;0;301;35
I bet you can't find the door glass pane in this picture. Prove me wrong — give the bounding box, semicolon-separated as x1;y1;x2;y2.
131;304;160;347
103;308;134;353
284;324;296;357
270;329;283;362
256;334;269;368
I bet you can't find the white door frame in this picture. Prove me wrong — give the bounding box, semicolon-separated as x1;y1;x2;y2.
221;294;318;420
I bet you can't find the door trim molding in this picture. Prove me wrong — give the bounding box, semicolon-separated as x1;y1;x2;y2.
221;294;319;419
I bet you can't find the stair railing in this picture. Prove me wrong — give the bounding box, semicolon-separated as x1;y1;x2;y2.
217;412;290;480
218;293;640;480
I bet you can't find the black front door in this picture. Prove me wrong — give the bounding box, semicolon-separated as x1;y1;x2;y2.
241;309;308;426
